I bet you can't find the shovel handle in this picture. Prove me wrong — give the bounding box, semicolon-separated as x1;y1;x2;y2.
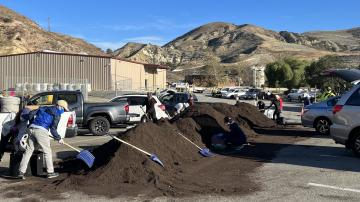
175;130;202;150
49;135;81;153
109;134;152;156
62;141;81;153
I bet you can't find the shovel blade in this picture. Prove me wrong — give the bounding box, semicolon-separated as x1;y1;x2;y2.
199;148;215;157
150;154;164;168
77;150;95;168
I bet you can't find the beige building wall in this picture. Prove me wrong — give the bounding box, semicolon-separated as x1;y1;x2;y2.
155;69;166;89
110;59;143;90
110;59;167;91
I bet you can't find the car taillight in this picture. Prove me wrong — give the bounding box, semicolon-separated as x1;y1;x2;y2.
333;105;343;114
67;115;74;128
159;104;166;111
124;104;129;113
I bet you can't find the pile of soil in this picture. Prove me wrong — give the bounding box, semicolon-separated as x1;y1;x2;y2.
4;102;299;200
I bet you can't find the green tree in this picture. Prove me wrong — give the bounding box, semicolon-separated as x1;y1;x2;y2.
304;55;340;88
265;57;309;88
106;48;113;54
265;62;282;87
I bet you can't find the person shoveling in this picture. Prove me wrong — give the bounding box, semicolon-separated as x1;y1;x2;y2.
211;117;248;152
16;100;70;179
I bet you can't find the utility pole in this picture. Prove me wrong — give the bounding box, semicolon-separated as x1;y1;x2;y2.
115;61;118;96
47;17;51;32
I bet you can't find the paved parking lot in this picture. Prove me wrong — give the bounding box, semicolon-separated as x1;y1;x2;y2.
194;93;360;201
0;93;359;201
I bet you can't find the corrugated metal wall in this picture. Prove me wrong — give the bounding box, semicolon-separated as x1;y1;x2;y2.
0;53;111;90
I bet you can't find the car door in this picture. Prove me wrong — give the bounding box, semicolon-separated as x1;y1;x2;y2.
340;89;360;128
325;97;339;117
111;96;133;122
127;96;146;122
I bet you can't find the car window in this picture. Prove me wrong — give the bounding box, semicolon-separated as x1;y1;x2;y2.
327;97;339;107
58;94;77;105
29;94;53;105
111;97;128;104
128;97;147;105
160;94;174;104
345;89;360;106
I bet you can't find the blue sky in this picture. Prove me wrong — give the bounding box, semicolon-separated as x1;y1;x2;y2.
1;0;360;50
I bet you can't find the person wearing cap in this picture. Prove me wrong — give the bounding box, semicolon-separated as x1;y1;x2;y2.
17;100;69;179
223;117;247;149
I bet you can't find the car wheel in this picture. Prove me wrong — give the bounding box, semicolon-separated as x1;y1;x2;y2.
230;95;234;99
140;115;148;123
89;117;110;136
352;134;360;157
315;118;330;135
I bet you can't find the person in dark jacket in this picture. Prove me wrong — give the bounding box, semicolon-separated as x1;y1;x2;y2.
143;92;157;123
223;117;247;148
267;94;281;121
17;100;68;180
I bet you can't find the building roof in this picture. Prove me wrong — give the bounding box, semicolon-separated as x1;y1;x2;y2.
0;51;168;69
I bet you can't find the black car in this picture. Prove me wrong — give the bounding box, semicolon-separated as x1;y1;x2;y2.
159;92;198;115
240;88;262;99
211;88;222;98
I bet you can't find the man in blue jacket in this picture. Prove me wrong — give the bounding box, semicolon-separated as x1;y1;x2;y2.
223;117;247;149
18;100;69;179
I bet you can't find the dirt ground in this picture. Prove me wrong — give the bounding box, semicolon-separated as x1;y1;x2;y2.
0;103;309;201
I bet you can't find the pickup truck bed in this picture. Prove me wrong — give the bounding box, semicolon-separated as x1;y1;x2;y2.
26;91;130;135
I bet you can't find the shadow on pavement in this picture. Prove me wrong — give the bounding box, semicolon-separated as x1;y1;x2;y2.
226;142;359;172
254;127;330;139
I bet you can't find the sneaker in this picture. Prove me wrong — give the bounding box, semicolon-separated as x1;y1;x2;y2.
17;172;25;180
47;172;59;179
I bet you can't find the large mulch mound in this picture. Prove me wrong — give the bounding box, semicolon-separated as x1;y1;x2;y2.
3;102;304;200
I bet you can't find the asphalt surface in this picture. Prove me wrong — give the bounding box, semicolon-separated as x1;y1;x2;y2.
0;93;359;201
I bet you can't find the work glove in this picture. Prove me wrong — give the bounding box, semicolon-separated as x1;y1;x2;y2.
58;139;64;144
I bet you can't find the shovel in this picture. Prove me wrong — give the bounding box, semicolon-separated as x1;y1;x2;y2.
50;136;95;168
108;134;164;168
173;129;214;157
62;141;95;168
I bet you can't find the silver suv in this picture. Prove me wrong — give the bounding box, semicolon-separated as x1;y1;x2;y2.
330;84;360;157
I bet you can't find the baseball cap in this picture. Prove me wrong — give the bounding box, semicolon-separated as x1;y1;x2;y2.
57;100;69;111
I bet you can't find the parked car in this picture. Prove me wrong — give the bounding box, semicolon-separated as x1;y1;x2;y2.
109;94;169;123
301;96;340;135
240;88;262;100
212;88;222;98
26;91;130;135
220;87;235;97
287;89;305;102
223;89;247;99
193;87;206;93
159;92;198;116
330;84;360;157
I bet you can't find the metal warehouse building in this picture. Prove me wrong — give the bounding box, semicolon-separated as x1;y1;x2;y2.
0;51;167;92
